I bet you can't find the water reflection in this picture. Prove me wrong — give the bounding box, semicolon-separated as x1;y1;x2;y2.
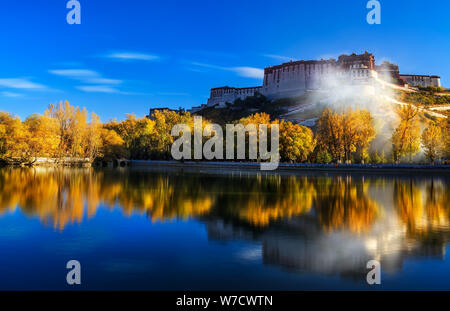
313;177;379;234
0;167;449;279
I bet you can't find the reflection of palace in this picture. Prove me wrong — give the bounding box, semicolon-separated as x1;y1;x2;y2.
203;177;450;277
206;212;450;278
0;168;449;277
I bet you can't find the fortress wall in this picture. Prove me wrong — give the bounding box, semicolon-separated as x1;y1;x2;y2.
204;52;442;108
399;74;441;88
207;86;262;107
263;61;339;99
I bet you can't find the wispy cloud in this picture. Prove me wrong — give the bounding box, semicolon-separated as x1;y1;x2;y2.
189;62;264;79
189;62;223;70
1;91;23;97
105;51;160;61
0;78;46;90
263;54;293;62
49;69;126;93
49;69;99;79
86;78;122;85
231;67;264;79
76;86;120;93
49;69;122;85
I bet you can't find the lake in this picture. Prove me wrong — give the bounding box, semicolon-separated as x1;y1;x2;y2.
0;167;449;290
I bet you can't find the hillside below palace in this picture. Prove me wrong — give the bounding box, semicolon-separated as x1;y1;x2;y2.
197;52;441;111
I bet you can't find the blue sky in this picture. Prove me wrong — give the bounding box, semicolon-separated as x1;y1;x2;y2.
0;0;449;121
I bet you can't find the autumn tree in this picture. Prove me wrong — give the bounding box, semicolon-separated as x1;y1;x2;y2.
70;107;89;157
421;122;444;163
279;120;315;162
2;102;127;163
46;101;75;157
44;101;107;160
316;150;332;163
0;112;28;159
23;114;59;158
391;104;421;163
354;109;376;163
236;113;315;163
99;128;128;160
154;110;192;153
316;108;344;162
236;113;275;161
85;113;103;160
150;109;193;159
106;114;156;159
440;117;450;158
105;110;198;160
316;108;375;163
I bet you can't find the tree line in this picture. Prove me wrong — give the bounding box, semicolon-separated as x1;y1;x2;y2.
0;100;449;164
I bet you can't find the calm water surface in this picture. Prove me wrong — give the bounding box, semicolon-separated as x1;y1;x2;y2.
0;167;449;290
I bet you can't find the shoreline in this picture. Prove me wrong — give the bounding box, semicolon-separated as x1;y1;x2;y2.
130;160;450;175
2;159;449;174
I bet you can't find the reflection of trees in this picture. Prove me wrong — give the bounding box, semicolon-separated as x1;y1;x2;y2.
0;169;319;230
213;176;315;226
103;171;213;221
0;169;379;232
1;167;448;238
394;179;450;238
0;169;93;230
0;168;213;230
313;176;379;234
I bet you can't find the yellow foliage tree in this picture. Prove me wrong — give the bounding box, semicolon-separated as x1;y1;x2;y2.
45;100;75;157
391;104;421;163
421;122;444;163
0;112;28;159
440;117;450;158
279;120;315;162
317;108;345;162
99;128;128;160
317;108;376;163
23;114;59;158
85;113;103;160
151;109;193;159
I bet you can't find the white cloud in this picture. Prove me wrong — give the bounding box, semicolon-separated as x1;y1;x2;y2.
189;62;264;79
0;78;46;90
49;69;99;79
49;69;122;84
76;85;120;93
85;78;122;85
105;52;160;61
1;91;23;97
189;62;223;70
230;67;264;79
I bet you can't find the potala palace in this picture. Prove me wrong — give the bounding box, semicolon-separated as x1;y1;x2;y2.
194;52;441;111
